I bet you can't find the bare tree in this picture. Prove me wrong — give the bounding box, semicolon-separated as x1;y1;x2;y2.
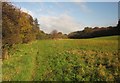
50;30;58;39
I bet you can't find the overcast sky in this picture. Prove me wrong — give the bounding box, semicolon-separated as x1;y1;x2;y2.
11;1;118;34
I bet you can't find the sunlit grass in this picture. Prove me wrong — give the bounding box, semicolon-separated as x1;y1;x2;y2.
2;36;119;81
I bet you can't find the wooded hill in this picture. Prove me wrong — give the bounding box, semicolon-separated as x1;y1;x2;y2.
68;22;120;39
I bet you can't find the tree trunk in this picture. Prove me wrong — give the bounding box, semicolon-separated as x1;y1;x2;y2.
2;48;9;60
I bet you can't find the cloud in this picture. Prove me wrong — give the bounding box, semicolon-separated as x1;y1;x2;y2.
79;3;92;13
39;14;84;34
73;2;92;13
52;2;91;13
20;7;35;17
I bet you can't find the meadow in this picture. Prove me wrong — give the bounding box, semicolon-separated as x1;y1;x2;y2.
2;36;119;81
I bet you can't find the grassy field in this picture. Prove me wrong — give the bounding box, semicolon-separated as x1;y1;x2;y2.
2;36;120;81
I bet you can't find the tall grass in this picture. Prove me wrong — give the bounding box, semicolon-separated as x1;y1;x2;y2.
2;36;119;81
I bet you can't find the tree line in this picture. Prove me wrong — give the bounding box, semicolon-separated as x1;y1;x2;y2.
2;2;44;59
68;22;120;39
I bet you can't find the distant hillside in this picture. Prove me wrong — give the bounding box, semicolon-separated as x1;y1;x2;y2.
68;21;120;39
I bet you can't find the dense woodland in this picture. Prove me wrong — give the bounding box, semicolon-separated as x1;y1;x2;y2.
2;2;44;46
2;2;41;59
1;2;120;59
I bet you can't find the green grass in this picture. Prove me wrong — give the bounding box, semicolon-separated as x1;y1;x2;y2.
2;36;120;81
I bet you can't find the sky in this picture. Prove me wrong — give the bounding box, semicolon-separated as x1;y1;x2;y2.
10;1;118;34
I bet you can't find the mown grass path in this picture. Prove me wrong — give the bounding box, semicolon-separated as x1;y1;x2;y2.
2;36;119;81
